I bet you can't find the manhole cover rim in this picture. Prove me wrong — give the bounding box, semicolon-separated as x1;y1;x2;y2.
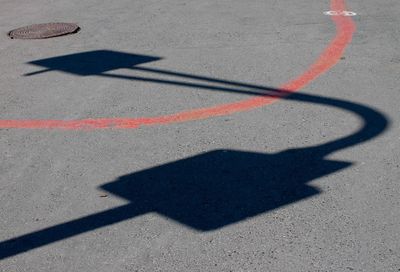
8;22;80;39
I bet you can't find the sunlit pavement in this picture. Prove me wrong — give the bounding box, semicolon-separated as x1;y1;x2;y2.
0;0;399;271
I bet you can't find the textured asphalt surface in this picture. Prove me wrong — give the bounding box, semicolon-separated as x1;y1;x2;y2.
1;0;400;271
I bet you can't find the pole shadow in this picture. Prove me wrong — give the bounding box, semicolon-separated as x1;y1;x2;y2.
0;50;389;259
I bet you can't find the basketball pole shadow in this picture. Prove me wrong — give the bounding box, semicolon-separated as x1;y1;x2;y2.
0;50;389;259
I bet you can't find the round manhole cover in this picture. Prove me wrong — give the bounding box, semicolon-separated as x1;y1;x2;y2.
8;23;80;39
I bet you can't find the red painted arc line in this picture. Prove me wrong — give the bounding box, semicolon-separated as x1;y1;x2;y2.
0;0;355;130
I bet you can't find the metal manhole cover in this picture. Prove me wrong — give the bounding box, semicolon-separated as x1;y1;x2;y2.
8;23;80;39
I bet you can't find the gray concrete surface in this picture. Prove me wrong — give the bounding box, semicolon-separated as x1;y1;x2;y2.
0;0;399;271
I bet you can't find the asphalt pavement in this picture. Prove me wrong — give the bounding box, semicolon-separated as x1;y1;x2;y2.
0;0;399;271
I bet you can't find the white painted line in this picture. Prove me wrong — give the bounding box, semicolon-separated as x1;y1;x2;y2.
324;11;357;16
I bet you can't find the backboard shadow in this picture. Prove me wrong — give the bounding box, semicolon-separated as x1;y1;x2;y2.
25;50;162;76
102;148;350;231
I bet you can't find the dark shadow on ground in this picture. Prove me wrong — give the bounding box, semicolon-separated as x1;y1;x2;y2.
102;148;349;230
0;50;389;259
25;50;162;76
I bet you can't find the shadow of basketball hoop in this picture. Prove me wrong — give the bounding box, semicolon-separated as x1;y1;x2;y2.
101;148;349;231
24;50;280;96
0;50;389;260
24;50;162;76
